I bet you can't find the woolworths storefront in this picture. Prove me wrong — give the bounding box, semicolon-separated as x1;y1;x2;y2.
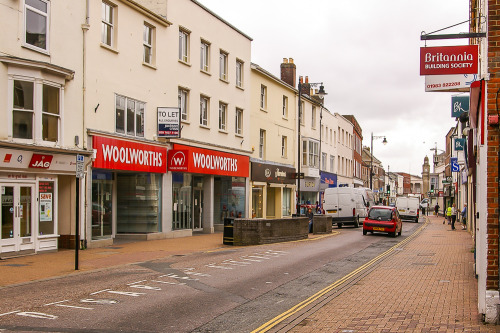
89;134;168;246
168;144;249;233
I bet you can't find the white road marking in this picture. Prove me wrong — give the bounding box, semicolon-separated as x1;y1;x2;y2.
44;300;93;310
16;312;57;320
0;311;20;317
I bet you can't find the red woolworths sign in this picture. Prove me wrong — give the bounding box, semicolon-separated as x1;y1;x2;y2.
93;136;167;173
168;144;249;177
420;45;478;76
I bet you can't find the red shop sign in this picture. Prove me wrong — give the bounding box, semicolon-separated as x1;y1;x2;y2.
420;45;478;76
169;144;249;177
93;136;167;173
29;154;53;169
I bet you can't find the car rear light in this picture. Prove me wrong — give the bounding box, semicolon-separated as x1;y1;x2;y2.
353;208;356;216
417;208;420;217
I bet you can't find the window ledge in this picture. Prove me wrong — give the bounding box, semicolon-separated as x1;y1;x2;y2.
219;77;229;84
200;69;211;76
100;43;119;54
235;133;243;138
178;59;191;67
199;124;210;130
282;116;288;121
181;120;190;125
22;44;50;56
142;62;157;70
236;85;244;91
219;129;228;134
260;108;267;113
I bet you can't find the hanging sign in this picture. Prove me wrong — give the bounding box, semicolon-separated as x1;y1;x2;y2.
454;138;465;151
450;157;459;172
451;96;470;117
420;45;478;76
425;74;477;92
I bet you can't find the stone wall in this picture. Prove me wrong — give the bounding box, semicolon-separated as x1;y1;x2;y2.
232;218;309;246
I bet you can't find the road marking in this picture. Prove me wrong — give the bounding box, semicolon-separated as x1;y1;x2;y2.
151;280;186;285
129;284;162;291
45;300;93;310
16;312;58;320
80;299;118;305
0;311;20;317
159;273;199;281
251;220;428;333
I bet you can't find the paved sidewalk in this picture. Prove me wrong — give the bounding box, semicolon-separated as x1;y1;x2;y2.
289;214;498;332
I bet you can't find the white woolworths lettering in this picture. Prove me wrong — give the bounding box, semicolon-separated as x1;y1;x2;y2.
192;152;238;172
101;144;162;167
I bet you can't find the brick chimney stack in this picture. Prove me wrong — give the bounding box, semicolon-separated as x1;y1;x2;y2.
280;58;296;87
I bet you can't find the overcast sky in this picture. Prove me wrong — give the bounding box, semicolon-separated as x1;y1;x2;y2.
197;0;470;176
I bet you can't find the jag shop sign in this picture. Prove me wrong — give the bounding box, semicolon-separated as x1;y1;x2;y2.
420;45;478;76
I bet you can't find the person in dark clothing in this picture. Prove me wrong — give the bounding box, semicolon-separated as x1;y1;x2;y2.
434;204;440;216
307;207;314;233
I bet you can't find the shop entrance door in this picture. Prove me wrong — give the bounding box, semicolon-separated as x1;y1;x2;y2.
193;188;203;230
0;184;35;254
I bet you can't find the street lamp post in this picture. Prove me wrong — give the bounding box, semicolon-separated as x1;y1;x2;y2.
370;132;387;191
296;78;327;216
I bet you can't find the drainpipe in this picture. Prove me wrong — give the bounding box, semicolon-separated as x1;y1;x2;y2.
81;0;90;245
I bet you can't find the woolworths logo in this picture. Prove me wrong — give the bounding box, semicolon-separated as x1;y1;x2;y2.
169;150;188;171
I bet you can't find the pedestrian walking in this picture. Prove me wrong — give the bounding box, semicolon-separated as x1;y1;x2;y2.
434;203;439;216
461;204;467;230
451;203;457;230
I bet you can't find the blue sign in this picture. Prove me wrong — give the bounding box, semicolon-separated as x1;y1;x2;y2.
450;157;459;172
451;96;469;118
454;138;465;151
320;171;337;188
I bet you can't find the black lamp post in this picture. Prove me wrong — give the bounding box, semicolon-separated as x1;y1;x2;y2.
370;132;387;191
296;79;327;216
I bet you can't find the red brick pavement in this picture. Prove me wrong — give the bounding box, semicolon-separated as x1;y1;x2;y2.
289;215;499;333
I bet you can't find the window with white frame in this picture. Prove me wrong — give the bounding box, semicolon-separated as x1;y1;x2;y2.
219;102;227;131
101;1;115;47
219;51;228;81
12;79;61;142
259;129;266;159
236;60;243;87
302;139;319;168
260;85;267;110
179;29;189;63
330;155;335;173
143;23;154;65
115;95;144;137
200;96;209;126
25;0;49;51
235;108;243;135
178;88;188;121
312;107;316;129
322;152;327;170
282;95;288;118
281;136;287;158
200;40;210;72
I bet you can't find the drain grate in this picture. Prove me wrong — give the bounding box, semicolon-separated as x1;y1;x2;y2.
1;263;29;267
412;262;436;266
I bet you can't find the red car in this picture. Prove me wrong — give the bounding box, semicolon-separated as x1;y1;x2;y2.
363;206;402;237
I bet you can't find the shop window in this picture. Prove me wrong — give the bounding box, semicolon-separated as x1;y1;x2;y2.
172;172;192;230
116;173;161;233
215;176;246;223
38;181;55;235
92;171;113;240
252;186;263;218
282;188;292;217
266;187;276;218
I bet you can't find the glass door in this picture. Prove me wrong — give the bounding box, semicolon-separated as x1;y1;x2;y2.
0;184;34;253
193;188;203;230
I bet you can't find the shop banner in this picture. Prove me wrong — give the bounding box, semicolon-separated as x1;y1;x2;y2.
451;95;469;117
0;148;78;173
425;74;477;92
251;162;295;184
93;136;167;173
420;45;478;76
320;171;337;189
169;144;249;177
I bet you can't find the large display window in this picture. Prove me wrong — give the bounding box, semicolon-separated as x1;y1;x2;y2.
252;186;263;218
116;173;162;233
172;172;192;230
39;181;55;235
214;176;246;223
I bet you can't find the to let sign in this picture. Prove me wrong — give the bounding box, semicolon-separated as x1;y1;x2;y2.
420;45;478;76
158;107;181;138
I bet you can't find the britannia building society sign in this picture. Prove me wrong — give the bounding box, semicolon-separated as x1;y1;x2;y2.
420;45;478;76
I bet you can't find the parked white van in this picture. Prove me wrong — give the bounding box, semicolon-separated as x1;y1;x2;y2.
395;196;420;222
323;187;367;228
357;187;376;209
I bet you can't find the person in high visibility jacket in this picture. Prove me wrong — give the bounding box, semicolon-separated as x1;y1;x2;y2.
444;205;452;225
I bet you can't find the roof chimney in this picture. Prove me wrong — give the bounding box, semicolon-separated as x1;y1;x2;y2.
280;57;296;87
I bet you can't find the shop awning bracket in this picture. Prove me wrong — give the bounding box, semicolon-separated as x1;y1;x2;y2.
421;17;486;41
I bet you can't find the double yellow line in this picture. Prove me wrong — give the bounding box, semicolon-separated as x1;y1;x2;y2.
251;219;428;333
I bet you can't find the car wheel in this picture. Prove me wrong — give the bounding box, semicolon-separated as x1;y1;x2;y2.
398;227;402;236
337;223;343;228
391;231;396;237
415;217;419;223
354;216;360;228
363;229;367;235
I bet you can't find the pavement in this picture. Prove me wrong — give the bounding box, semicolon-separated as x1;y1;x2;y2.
0;214;498;332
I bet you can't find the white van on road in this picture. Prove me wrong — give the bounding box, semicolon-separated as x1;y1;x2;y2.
395;196;420;222
323;187;367;228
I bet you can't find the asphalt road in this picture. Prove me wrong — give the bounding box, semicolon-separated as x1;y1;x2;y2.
0;220;422;332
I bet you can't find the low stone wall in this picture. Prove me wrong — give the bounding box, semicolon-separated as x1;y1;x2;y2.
232;218;309;246
313;215;333;234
